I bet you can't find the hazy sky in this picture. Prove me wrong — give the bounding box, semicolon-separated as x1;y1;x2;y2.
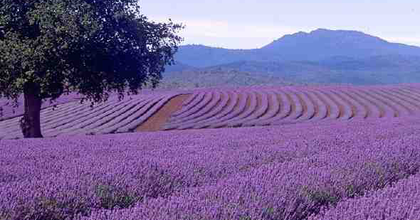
140;0;420;49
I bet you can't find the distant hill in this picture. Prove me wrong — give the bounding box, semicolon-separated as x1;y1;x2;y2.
199;55;420;85
163;29;420;87
164;62;198;73
173;29;420;67
260;29;420;61
162;55;420;87
160;69;294;89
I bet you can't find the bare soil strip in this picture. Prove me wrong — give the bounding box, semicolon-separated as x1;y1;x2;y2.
358;89;392;118
344;90;372;118
384;89;420;115
393;89;420;109
253;91;270;119
284;91;296;118
218;91;234;117
259;91;273;119
372;89;409;117
399;88;420;102
272;93;283;116
276;92;289;118
194;92;223;122
331;91;356;119
245;92;253;109
136;94;190;132
322;91;344;119
313;91;332;119
304;91;319;120
255;92;262;111
194;91;235;128
405;87;420;96
295;92;308;119
193;92;225;123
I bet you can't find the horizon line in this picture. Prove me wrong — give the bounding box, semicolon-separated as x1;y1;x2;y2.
179;28;420;50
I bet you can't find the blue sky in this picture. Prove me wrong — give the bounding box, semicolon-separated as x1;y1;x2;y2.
140;0;420;49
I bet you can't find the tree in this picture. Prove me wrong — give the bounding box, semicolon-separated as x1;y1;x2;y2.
0;0;183;138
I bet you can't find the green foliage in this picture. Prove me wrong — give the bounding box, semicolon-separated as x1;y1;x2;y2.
95;184;139;210
301;187;341;218
261;206;276;219
0;0;183;103
11;196;90;220
306;189;340;207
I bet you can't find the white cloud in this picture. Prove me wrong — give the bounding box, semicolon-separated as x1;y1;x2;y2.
152;17;420;49
181;19;300;38
152;17;307;49
383;37;420;46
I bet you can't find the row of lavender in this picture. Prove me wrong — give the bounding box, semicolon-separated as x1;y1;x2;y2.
0;93;81;121
164;84;420;130
2;84;420;139
0;88;185;121
0;92;180;139
310;171;420;220
1;116;420;219
82;117;420;220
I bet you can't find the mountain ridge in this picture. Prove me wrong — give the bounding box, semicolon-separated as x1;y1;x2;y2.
161;29;420;88
174;28;420;68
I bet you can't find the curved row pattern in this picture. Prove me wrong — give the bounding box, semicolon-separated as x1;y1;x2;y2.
192;91;239;129
0;93;179;139
177;91;230;130
162;85;420;131
2;85;420;138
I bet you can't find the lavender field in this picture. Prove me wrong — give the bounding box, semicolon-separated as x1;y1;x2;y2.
1;85;420;219
0;91;183;139
6;0;420;219
0;115;420;219
164;84;420;130
2;84;420;140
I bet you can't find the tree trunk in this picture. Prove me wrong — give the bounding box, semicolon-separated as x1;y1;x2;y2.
20;83;43;138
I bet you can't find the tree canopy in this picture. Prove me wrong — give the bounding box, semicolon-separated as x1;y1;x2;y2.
0;0;183;137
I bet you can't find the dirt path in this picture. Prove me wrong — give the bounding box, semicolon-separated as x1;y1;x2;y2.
332;91;356;119
295;92;307;119
284;92;296;118
136;94;190;132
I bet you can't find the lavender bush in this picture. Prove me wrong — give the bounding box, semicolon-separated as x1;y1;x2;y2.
0;115;420;219
309;173;420;220
3;85;420;139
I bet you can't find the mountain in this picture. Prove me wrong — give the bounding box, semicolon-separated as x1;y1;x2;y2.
162;54;420;87
173;45;260;68
162;29;420;87
160;68;294;89
173;29;420;68
196;55;420;85
164;62;198;72
260;29;420;61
